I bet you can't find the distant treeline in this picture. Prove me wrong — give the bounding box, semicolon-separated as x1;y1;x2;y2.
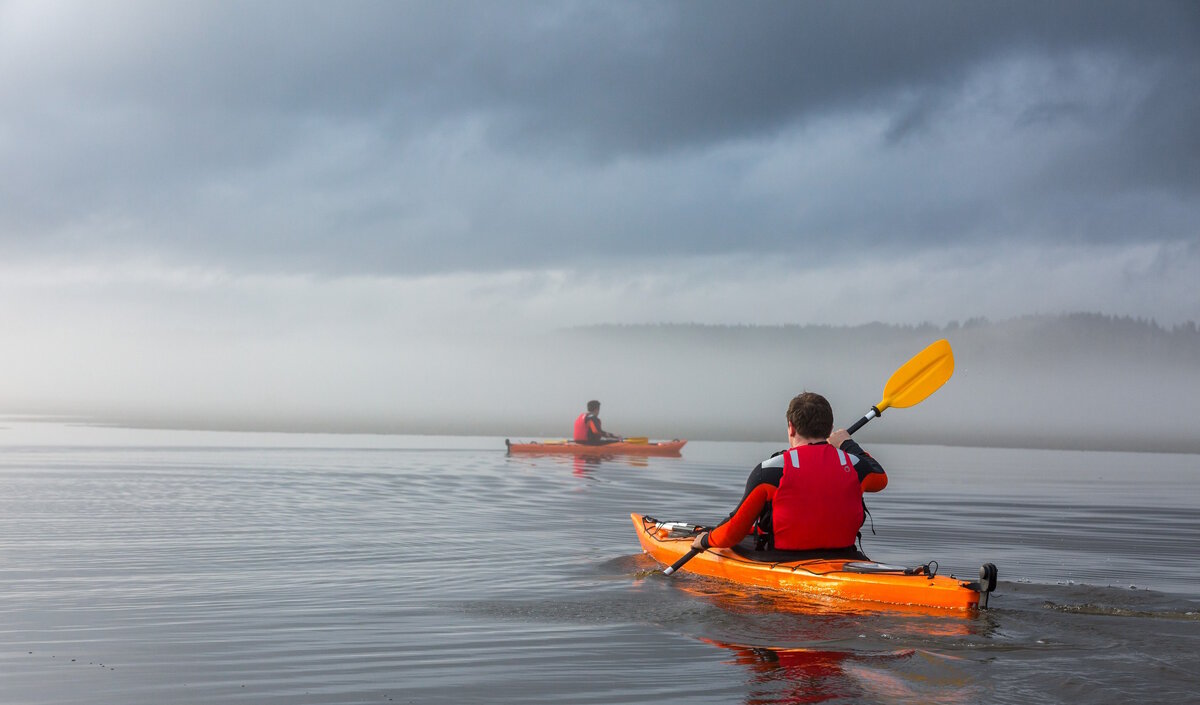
565;313;1200;363
569;313;1200;339
549;313;1200;452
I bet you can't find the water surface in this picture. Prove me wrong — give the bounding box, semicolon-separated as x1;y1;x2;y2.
1;421;1197;703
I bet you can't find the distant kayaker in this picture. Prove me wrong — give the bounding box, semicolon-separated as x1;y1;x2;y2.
691;392;887;554
573;400;621;445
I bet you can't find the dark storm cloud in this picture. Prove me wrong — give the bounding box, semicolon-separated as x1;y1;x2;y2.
0;0;1196;274
509;2;1198;157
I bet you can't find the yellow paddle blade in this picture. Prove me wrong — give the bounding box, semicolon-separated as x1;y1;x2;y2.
622;437;649;444
877;339;954;412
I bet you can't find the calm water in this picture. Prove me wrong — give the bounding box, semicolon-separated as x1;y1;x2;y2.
1;421;1197;704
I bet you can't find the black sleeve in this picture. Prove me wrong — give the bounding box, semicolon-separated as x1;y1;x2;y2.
717;456;783;525
740;464;767;500
840;438;885;484
739;451;785;500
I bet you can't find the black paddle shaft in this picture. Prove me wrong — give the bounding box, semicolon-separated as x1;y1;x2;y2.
846;406;882;435
663;548;700;576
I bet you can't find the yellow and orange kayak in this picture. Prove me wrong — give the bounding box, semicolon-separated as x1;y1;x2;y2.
506;439;686;456
632;513;997;610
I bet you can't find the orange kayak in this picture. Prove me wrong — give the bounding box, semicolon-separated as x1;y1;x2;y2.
632;513;997;610
506;439;686;456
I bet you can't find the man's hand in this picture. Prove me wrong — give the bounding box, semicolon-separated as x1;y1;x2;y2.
828;428;851;448
691;531;709;550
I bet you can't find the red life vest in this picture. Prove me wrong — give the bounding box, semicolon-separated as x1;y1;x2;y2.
771;443;865;550
573;413;593;442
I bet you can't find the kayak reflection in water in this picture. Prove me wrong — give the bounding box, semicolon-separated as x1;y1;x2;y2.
707;639;941;705
573;399;622;445
692;392;888;555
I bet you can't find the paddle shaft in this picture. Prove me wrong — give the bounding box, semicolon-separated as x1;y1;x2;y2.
846;406;882;435
663;548;700;575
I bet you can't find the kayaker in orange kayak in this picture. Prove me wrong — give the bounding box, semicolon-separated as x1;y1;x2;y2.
691;392;887;554
573;400;621;445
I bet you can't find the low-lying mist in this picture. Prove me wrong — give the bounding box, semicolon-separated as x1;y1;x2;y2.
35;314;1197;454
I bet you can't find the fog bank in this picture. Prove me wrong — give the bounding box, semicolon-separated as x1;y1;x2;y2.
9;314;1196;454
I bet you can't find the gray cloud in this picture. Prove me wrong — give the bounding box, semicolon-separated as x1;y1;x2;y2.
0;0;1196;277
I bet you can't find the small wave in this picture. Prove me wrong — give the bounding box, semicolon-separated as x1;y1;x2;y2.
1042;601;1200;620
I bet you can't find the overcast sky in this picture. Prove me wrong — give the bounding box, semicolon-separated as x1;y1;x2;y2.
1;1;1198;427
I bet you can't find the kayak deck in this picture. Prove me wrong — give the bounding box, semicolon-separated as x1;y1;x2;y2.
506;439;686;456
633;513;996;610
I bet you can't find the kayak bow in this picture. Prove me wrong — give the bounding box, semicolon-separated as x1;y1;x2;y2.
633;513;997;610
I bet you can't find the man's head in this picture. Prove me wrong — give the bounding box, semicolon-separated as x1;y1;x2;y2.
786;392;833;441
587;400;601;413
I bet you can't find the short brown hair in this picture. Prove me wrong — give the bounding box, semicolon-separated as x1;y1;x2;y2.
787;392;833;439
